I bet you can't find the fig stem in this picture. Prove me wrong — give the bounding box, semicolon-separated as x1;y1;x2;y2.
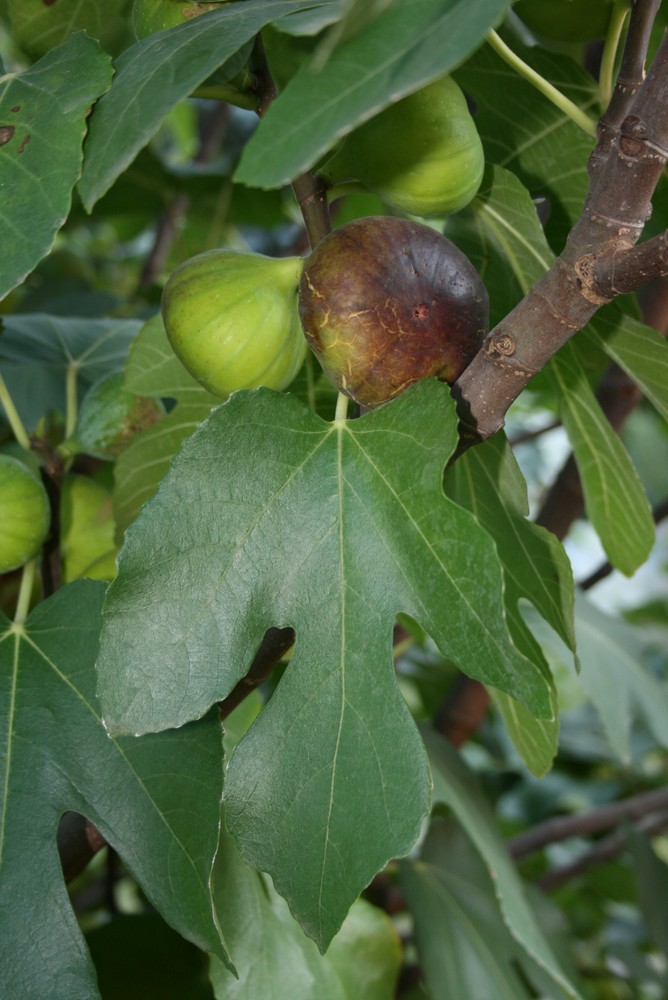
486;29;598;137
334;392;350;422
65;363;79;440
599;1;631;108
0;371;31;452
13;557;37;626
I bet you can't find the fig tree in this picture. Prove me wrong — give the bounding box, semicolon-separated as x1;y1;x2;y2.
320;76;484;218
0;455;51;574
298;216;488;408
161;250;307;398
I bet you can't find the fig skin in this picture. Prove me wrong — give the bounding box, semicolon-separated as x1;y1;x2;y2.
0;455;51;574
320;76;484;218
162;250;307;398
298;217;488;408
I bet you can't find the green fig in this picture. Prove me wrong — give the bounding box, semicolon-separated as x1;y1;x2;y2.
161;250;307;398
0;455;51;573
60;475;118;583
320;76;484;218
63;371;165;461
298;216;488;408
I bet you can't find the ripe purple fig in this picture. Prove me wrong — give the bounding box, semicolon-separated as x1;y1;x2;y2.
298;217;488;407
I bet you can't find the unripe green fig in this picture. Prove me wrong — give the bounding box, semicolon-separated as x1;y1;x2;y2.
63;371;165;461
60;475;118;584
298;216;488;408
0;455;51;573
161;250;307;398
132;0;218;38
320;76;484;218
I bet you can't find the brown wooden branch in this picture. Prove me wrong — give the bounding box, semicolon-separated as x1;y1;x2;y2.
537;808;668;891
508;785;668;859
219;626;295;721
592;228;668;296
452;24;668;447
594;0;661;159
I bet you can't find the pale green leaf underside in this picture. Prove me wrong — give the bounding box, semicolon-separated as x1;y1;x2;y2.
97;382;549;948
0;33;112;299
236;0;509;189
425;731;583;999
0;581;227;1000
444;432;574;774
588;310;668;423
550;344;654;576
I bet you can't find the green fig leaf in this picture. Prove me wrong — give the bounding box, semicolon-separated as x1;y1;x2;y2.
113;314;219;537
444;432;574;775
0;314;141;430
97;381;550;949
210;819;401;999
455;39;598;249
235;0;510;189
445;164;554;325
0;580;228;1000
399;819;550;1000
0;33;112;300
78;0;339;209
549;344;654;576
424;730;584;999
527;593;668;765
6;0;131;58
587;308;668;423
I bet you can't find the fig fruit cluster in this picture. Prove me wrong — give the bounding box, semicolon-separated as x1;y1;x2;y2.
161;218;487;410
319;76;484;218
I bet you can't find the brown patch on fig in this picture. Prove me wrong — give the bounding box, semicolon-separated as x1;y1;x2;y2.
298;216;488;407
17;135;31;154
0;126;15;147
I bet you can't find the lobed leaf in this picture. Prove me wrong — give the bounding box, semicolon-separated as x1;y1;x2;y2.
0;581;228;1000
446;164;554;324
96;381;550;948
